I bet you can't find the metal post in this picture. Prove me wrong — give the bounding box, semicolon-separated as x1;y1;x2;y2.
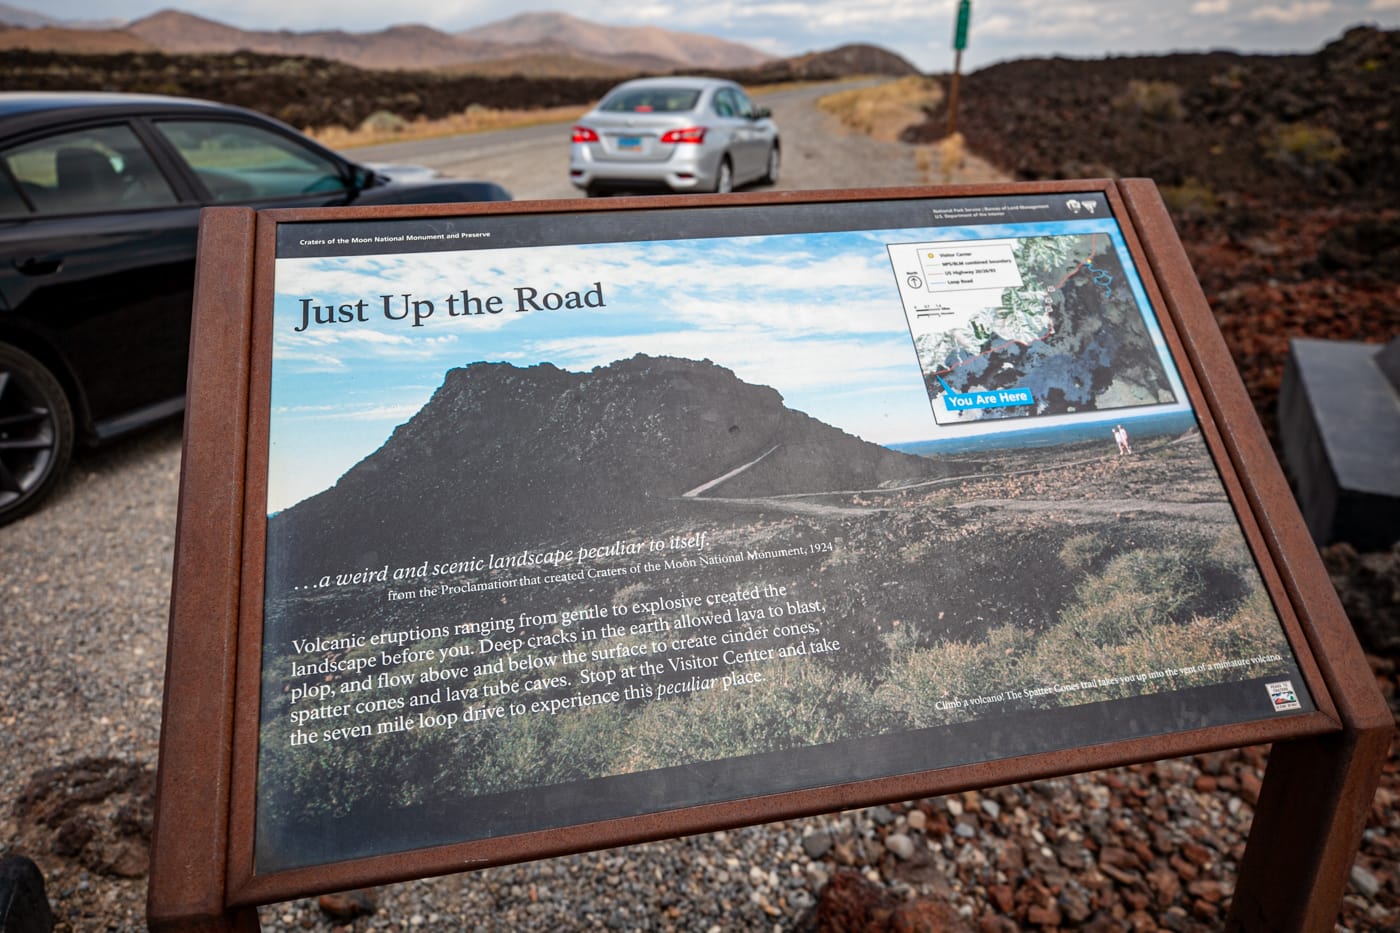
947;49;963;137
948;0;970;137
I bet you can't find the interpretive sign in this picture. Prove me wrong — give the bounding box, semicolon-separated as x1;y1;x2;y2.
149;181;1390;932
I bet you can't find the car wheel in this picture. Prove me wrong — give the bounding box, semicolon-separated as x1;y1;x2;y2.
0;344;74;526
714;158;734;194
763;145;781;185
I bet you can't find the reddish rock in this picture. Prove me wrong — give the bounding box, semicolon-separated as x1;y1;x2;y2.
1192;898;1221;921
1059;885;1093;923
1124;889;1151;911
808;868;897;932
891;896;973;933
100;840;148;879
1188;879;1227;904
1147;867;1182;909
1180;841;1213;867
1169;854;1199;882
995;840;1025;873
1127;909;1159;931
1100;863;1142;886
317;889;378;921
1239;770;1264;806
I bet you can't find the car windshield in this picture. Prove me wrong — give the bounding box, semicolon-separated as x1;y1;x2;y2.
599;88;701;114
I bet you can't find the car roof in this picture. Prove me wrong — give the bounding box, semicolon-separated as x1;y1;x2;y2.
0;91;233;119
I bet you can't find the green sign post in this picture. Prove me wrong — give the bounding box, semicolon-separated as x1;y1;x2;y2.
947;0;971;135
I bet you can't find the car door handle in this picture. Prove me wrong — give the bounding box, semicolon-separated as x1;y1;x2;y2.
14;256;62;276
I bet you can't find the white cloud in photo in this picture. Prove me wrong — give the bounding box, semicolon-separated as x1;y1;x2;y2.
1191;0;1232;14
273;401;424;422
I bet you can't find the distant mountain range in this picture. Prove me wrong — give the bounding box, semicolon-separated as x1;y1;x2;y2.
0;6;776;73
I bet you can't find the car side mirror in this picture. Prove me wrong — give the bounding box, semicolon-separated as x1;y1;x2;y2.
343;164;376;192
755;107;772;120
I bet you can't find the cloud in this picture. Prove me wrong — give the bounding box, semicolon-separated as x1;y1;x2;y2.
1191;0;1231;13
274;327;459;368
273;402;424;422
1248;1;1334;23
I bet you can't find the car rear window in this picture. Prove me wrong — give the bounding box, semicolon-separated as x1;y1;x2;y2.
2;124;177;216
599;88;702;114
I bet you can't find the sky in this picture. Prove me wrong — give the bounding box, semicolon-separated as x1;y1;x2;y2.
264;214;1184;513
35;0;1400;71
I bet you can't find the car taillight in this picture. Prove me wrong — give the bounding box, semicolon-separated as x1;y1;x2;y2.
659;127;707;144
572;126;600;143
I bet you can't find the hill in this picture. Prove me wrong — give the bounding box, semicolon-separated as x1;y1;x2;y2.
0;25;153;53
773;44;921;78
459;11;772;70
124;10;503;70
266;355;942;582
0;5;772;73
0;1;54;28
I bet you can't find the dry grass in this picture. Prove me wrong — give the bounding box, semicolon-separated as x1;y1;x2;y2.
816;75;943;143
311;104;592;149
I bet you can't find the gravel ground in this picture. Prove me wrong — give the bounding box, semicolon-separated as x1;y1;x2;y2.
2;87;1396;931
2;423;180;929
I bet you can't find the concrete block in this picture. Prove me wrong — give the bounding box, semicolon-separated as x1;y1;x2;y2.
1278;336;1400;550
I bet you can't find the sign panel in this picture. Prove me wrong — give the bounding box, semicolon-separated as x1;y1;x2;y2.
247;188;1316;874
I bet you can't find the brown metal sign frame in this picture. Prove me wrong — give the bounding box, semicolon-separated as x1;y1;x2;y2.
147;180;1391;931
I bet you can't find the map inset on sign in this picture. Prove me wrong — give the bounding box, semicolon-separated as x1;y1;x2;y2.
887;234;1178;425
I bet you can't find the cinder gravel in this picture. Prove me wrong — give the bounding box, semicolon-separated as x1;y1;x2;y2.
3;87;1395;933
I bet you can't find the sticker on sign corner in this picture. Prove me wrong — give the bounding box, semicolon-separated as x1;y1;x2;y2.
1267;680;1301;712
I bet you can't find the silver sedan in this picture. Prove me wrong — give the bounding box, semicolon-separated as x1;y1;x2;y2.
569;76;780;196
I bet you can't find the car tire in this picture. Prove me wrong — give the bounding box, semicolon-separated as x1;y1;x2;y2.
714;158;734;194
763;144;781;185
0;344;74;526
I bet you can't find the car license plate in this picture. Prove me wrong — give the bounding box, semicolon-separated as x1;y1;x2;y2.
617;136;642;151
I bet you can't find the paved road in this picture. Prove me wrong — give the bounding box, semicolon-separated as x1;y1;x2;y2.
351;80;933;201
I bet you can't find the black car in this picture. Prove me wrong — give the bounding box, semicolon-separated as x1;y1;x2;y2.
0;92;510;525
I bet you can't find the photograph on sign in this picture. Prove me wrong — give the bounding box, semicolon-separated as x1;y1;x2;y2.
253;193;1312;873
